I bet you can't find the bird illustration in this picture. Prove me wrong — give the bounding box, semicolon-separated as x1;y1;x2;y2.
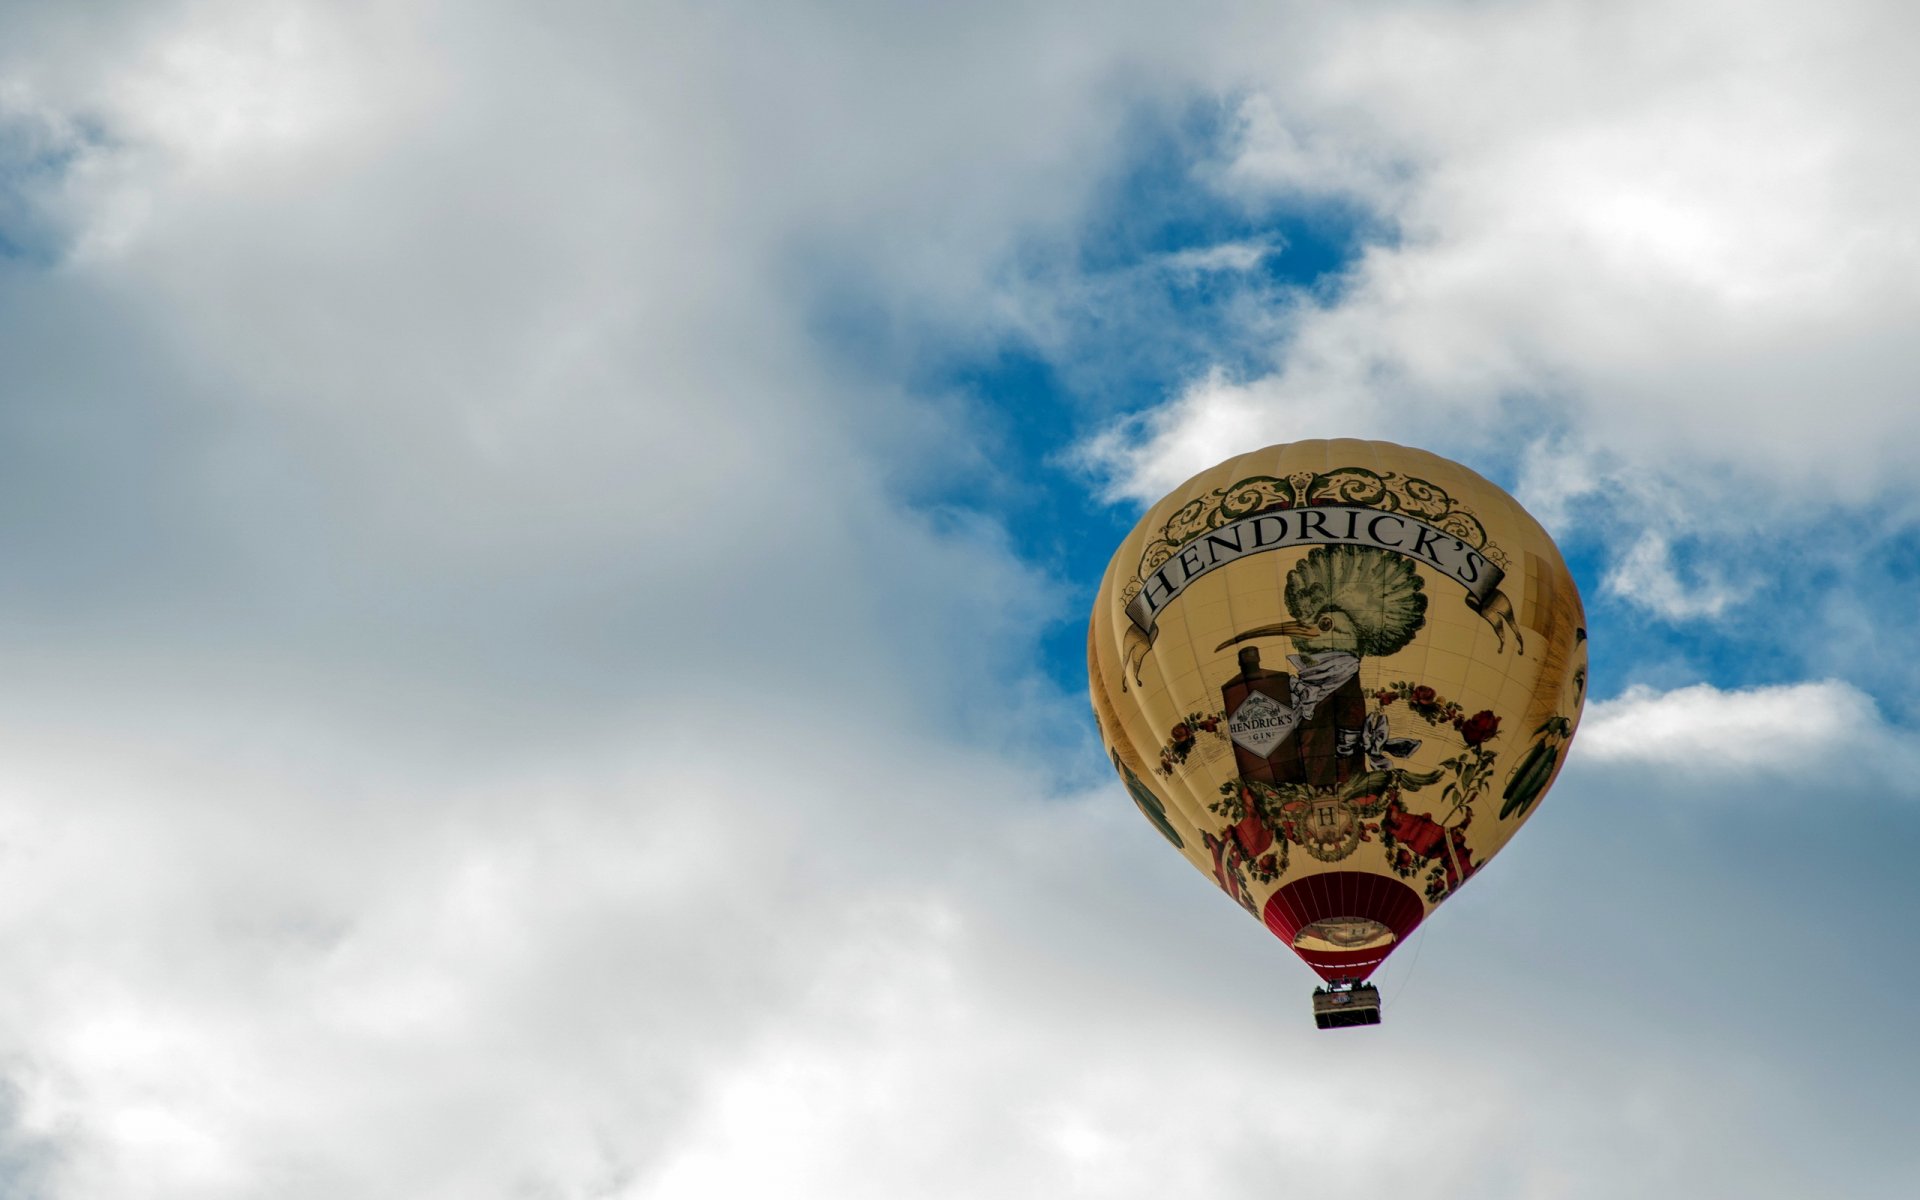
1214;545;1429;788
1217;544;1428;659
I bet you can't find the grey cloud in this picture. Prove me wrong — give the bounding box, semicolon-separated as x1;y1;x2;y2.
0;1;1916;1197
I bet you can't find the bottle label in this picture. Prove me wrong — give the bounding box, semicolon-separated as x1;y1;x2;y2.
1228;691;1295;757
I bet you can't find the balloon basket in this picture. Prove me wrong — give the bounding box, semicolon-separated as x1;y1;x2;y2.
1311;980;1382;1029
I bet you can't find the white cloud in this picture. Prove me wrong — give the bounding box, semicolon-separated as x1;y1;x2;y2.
1214;90;1408;204
1578;679;1894;772
1086;0;1920;523
1075;365;1350;505
0;2;1120;1192
1602;532;1751;620
1511;436;1604;534
1155;237;1277;277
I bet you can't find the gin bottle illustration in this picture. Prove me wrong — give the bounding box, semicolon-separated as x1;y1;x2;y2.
1221;646;1304;786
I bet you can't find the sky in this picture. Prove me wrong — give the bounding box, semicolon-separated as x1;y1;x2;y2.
1;1;1917;1196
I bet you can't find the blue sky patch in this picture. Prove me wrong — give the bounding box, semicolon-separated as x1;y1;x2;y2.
0;112;104;268
816;97;1383;701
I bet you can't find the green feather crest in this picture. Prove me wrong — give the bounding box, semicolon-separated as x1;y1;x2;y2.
1284;545;1428;657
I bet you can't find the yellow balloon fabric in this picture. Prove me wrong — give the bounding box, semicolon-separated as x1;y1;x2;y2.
1089;440;1586;981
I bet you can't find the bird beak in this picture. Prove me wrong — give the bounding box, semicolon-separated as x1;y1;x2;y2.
1215;621;1318;651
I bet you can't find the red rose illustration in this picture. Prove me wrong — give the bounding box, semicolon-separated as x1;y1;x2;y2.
1170;722;1192;743
1375;690;1398;706
1458;710;1500;746
1410;686;1437;707
1198;716;1219;732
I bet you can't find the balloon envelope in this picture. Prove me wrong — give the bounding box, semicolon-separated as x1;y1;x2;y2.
1089;440;1586;981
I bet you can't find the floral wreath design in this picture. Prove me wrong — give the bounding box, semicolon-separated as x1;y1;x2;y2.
1368;681;1503;901
1156;712;1220;776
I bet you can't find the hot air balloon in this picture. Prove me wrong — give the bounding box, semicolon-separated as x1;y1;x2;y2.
1088;440;1586;1027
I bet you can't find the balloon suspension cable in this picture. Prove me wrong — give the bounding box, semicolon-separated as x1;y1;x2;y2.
1384;922;1428;1006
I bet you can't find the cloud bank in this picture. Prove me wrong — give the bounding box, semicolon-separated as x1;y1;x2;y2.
0;1;1916;1197
1579;679;1905;775
1083;0;1920;535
